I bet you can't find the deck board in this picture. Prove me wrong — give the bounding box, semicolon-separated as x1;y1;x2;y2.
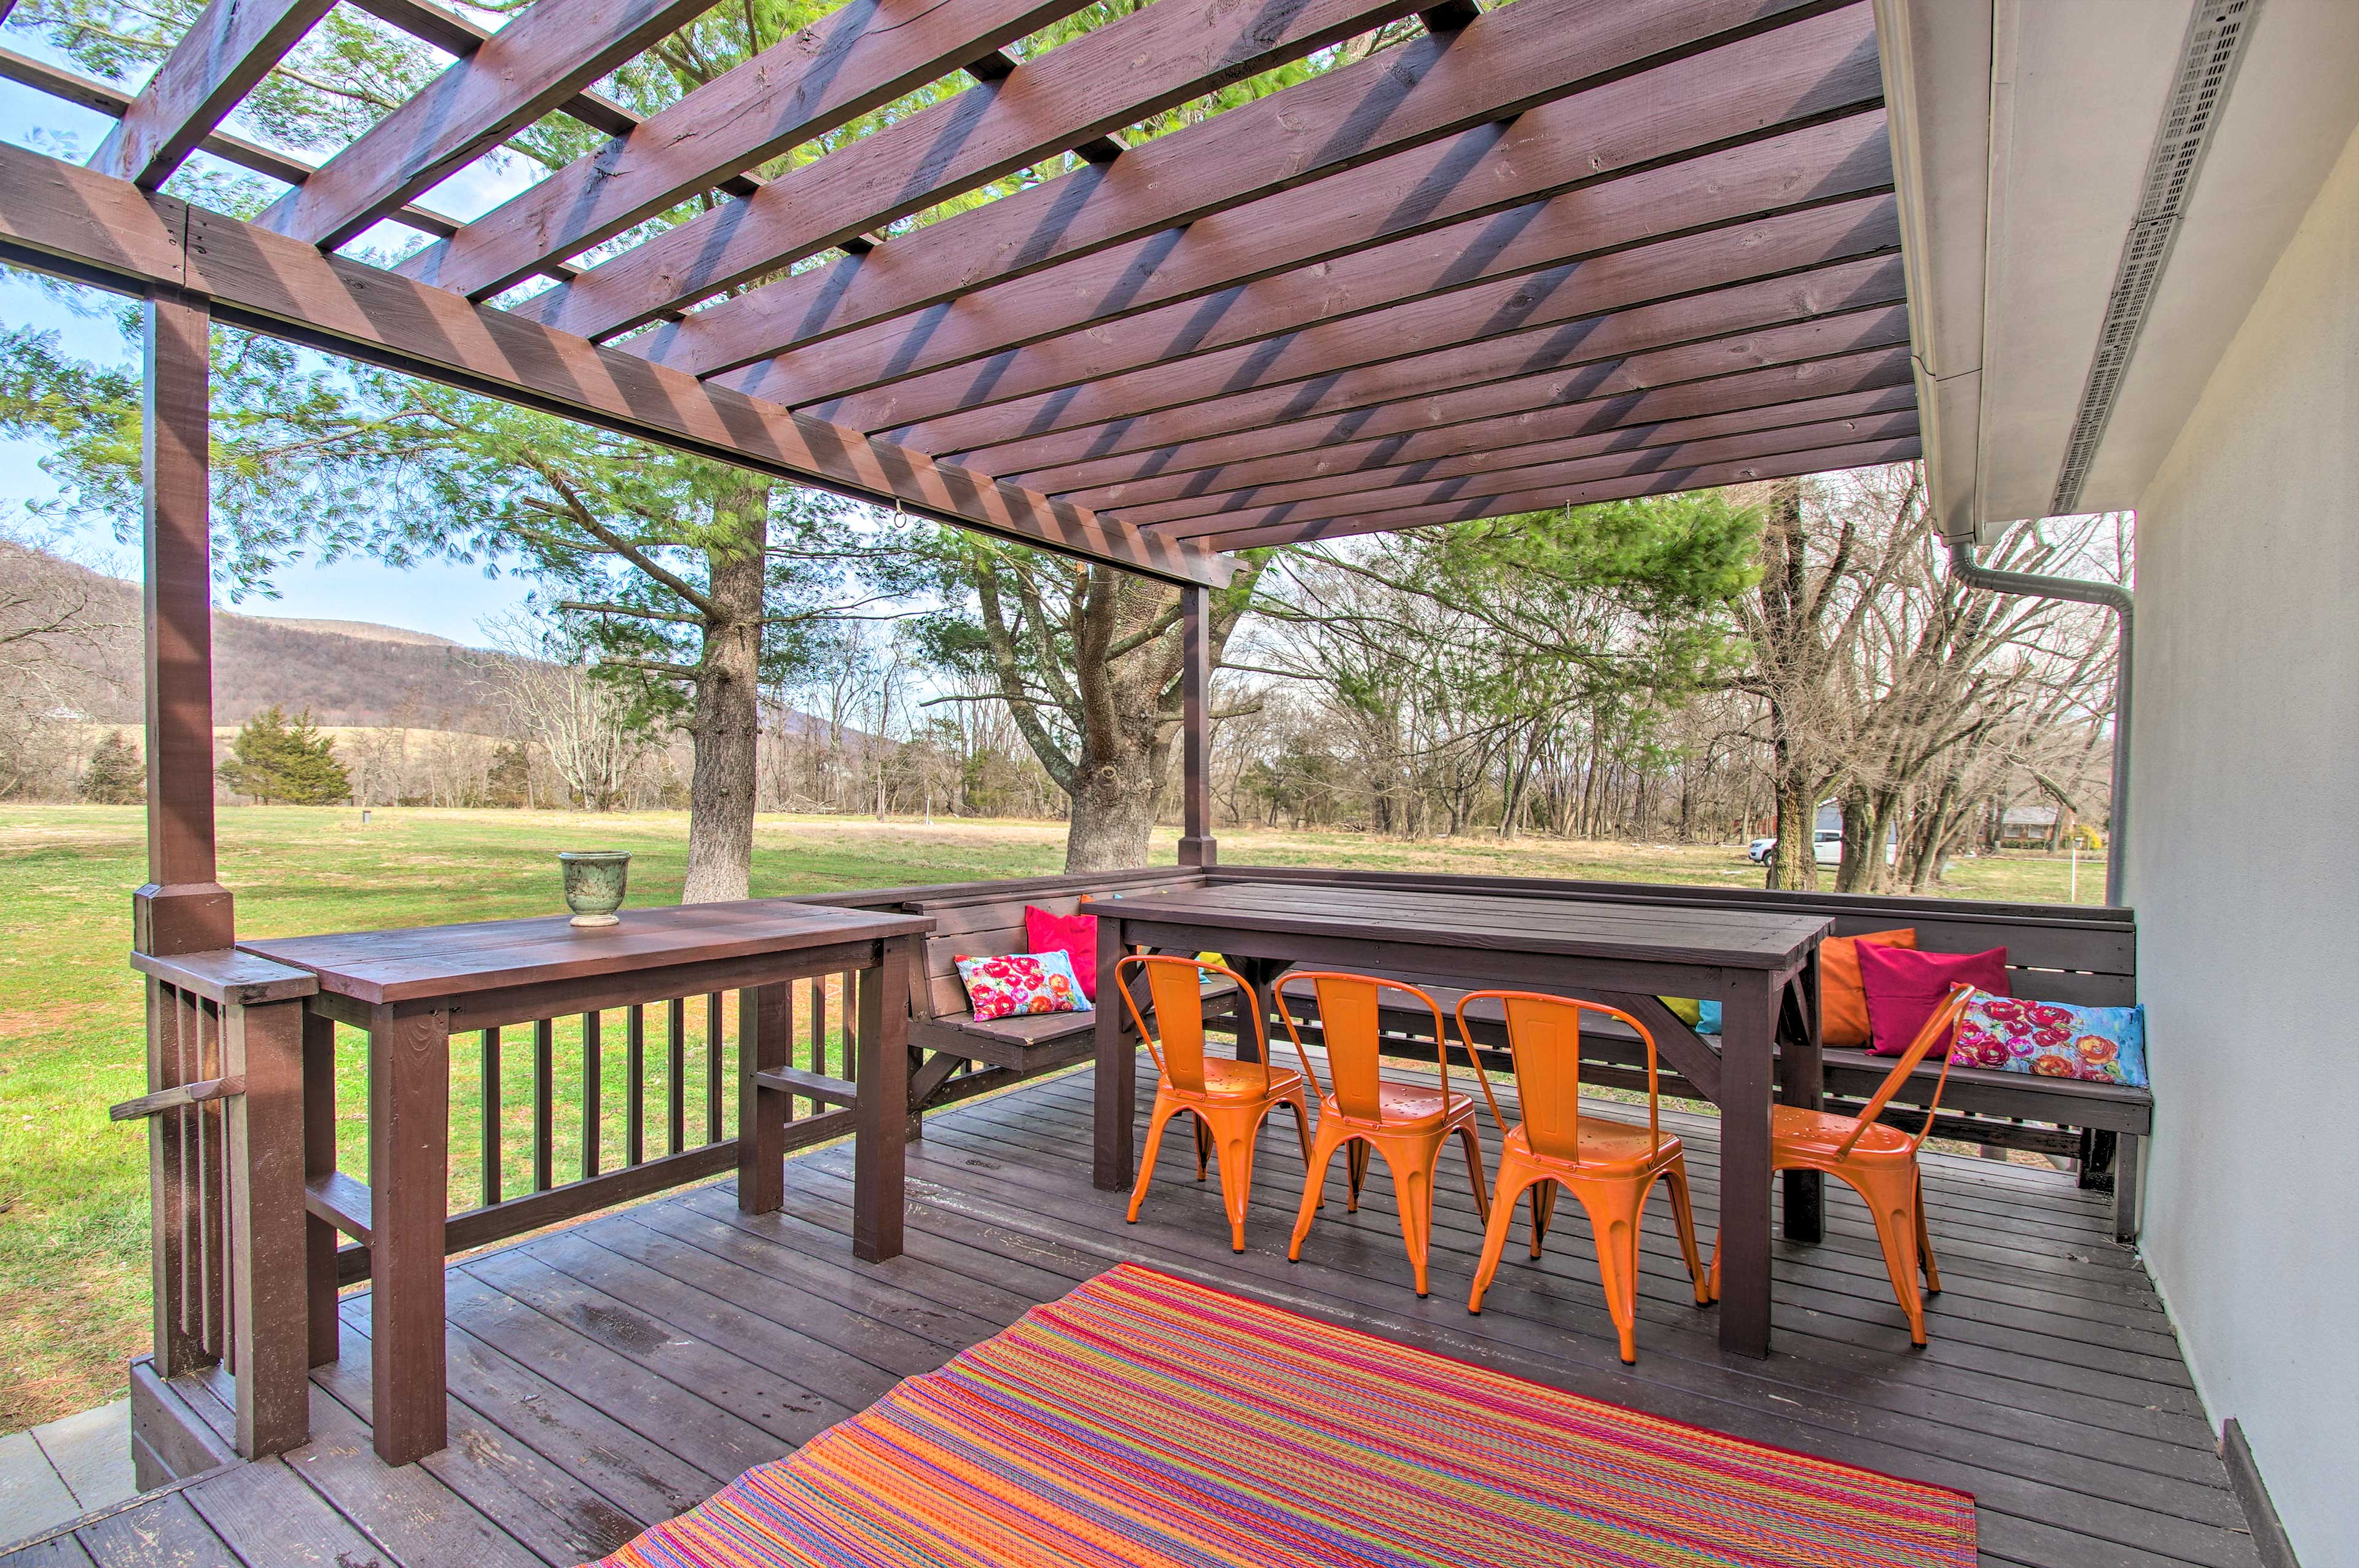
6;1061;2258;1568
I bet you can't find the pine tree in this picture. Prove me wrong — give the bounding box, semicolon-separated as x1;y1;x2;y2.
79;730;144;803
217;707;351;805
484;742;533;809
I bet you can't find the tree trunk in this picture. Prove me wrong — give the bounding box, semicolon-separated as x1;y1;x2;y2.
682;488;766;903
1834;779;1879;892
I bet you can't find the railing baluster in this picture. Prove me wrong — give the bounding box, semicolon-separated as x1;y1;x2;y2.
582;1010;602;1179
810;976;826;1114
626;1004;646;1168
185;989;215;1355
533;1018;554;1193
205;998;232;1370
667;998;686;1156
705;992;723;1144
481;1027;502;1207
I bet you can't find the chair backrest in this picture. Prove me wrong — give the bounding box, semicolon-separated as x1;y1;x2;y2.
1115;953;1268;1096
1455;991;1663;1161
1836;982;1979;1159
1274;971;1503;1128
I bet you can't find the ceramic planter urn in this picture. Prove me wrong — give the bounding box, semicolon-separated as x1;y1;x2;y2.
558;850;632;927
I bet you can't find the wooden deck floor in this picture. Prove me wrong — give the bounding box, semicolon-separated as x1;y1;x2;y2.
6;1062;2258;1568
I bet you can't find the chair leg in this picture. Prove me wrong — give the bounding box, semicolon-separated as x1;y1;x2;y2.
1468;1159;1538;1314
1837;1164;1928;1346
1528;1179;1558;1258
1289;1120;1350;1263
1346;1139;1370;1212
1288;1094;1315;1166
1193;1116;1211;1181
1208;1110;1264;1254
1380;1144;1437;1297
1914;1167;1942;1296
1663;1156;1711;1307
1455;1121;1491;1222
1567;1179;1646;1365
1128;1099;1183;1223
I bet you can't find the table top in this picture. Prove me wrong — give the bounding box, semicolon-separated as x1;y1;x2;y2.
1098;881;1831;970
240;899;932;1005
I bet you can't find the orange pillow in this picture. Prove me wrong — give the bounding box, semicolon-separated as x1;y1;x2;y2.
1820;928;1918;1047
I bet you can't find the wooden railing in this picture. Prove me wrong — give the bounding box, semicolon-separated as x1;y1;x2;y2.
118;951;316;1461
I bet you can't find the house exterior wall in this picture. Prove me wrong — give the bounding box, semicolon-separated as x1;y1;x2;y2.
2128;119;2359;1568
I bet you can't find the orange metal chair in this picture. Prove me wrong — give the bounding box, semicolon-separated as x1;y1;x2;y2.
1275;973;1502;1297
1119;953;1312;1252
1708;983;1978;1348
1459;991;1709;1365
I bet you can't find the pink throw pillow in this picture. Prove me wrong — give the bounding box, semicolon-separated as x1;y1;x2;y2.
1025;905;1100;1002
1856;943;2009;1057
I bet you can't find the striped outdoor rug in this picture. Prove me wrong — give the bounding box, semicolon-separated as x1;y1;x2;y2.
593;1263;1976;1567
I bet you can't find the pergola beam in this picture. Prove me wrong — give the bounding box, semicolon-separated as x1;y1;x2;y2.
1112;385;1919;526
0;141;1227;586
636;0;1848;380
1184;435;1925;549
913;222;1905;462
91;0;337;190
343;0;645;139
803;113;1893;434
1139;410;1923;533
713;4;1884;405
1021;337;1917;498
516;0;1433;342
259;0;717;249
396;0;1094;300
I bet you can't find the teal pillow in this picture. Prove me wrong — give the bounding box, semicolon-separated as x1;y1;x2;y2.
1948;993;2146;1087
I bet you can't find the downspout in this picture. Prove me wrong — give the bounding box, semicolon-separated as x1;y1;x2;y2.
1946;540;2132;905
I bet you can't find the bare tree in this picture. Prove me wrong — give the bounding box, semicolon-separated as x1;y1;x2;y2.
471;615;653;811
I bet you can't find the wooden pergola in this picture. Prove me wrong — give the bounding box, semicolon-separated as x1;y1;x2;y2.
0;0;1926;1473
0;0;1917;913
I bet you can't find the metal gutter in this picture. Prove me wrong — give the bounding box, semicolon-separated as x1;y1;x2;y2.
1947;540;2132;905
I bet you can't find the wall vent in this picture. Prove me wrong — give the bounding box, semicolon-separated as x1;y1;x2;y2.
2049;0;2260;515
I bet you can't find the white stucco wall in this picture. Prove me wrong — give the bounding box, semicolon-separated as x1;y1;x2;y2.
2128;121;2359;1568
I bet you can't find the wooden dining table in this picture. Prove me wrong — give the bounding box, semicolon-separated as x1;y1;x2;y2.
1089;880;1833;1357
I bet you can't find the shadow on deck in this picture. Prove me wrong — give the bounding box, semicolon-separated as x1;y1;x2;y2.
6;1062;2257;1568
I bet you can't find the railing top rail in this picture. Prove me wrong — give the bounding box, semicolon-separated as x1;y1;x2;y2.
131;947;319;1005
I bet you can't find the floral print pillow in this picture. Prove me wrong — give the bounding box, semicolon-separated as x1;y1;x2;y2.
955;951;1090;1021
1948;992;2148;1087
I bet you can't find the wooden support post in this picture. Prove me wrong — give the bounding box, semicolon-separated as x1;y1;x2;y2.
851;937;912;1262
367;1003;449;1465
1176;583;1218;868
737;981;791;1214
1716;977;1778;1358
224;994;309;1456
133;288;232;960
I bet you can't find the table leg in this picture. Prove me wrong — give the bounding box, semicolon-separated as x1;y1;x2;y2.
853;938;912;1262
737;982;792;1215
1234;956;1276;1063
1716;979;1777;1359
1093;918;1133;1190
368;1004;449;1465
1778;956;1825;1244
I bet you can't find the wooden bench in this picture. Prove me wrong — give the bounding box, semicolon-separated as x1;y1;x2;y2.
1229;868;2149;1242
798;867;1246;1132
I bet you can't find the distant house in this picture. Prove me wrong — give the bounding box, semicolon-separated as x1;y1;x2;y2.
2000;803;2063;850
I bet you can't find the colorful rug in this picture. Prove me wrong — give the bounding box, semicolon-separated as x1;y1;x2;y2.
592;1263;1976;1567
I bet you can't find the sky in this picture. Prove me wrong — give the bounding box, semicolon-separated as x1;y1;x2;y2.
0;25;557;649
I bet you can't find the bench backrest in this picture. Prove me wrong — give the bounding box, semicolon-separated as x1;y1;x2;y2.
904;868;1208;1020
1210;866;2135;1008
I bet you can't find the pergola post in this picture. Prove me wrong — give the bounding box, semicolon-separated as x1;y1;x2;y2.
1176;583;1217;868
135;287;232;959
135;287;231;1390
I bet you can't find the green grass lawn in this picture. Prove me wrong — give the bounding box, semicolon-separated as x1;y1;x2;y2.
0;805;2099;1432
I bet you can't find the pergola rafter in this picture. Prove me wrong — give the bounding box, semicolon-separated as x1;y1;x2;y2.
512;0;1437;343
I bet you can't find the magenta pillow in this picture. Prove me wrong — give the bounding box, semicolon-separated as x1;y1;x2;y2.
1856;943;2009;1057
1024;905;1100;1002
